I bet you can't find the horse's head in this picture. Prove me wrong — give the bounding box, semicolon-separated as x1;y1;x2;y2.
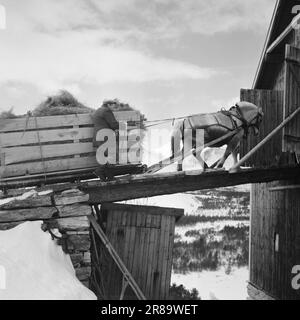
235;101;264;136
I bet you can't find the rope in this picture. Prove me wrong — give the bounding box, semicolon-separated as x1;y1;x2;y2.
34;116;47;182
21;111;32;138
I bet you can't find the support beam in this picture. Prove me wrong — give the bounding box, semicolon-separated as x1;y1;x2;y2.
82;166;300;203
266;22;293;55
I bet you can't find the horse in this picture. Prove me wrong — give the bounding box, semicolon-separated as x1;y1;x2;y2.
171;101;264;172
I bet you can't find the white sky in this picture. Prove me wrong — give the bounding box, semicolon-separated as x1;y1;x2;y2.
0;0;276;120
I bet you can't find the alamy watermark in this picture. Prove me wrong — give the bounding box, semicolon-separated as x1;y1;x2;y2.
0;4;6;30
291;265;300;290
0;265;6;290
95;121;204;167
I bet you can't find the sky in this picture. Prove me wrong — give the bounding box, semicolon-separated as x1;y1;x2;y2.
0;0;276;120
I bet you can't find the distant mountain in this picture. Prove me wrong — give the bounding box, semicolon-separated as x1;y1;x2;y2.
124;187;250;218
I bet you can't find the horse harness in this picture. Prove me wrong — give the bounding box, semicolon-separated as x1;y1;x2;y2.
186;104;262;139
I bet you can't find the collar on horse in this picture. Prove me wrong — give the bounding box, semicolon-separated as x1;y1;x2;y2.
221;104;261;138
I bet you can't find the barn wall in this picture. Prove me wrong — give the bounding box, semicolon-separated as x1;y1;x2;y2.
272;62;285;91
249;180;300;300
269;28;300;90
248;26;300;300
240;89;296;167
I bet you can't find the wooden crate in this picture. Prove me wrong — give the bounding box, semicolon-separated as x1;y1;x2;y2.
0;111;142;182
92;203;183;300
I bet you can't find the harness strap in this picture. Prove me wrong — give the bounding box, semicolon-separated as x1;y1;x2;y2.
221;105;250;138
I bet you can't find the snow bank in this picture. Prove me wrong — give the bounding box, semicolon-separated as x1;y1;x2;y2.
124;193;200;215
171;267;249;300
0;221;96;300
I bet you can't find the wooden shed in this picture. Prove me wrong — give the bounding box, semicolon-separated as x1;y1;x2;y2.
241;0;300;300
90;203;183;300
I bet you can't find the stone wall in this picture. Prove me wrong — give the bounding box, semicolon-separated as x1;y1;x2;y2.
0;187;92;287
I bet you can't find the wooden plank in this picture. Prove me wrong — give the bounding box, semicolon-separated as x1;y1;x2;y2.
0;156;99;178
136;213;147;291
101;203;184;219
0;206;58;223
0;127;94;147
131;212;142;291
0;195;52;209
145;215;155;298
141;215;151;297
147;216;160;299
269;184;300;191
153;215;166;299
165;216;176;300
86;167;300;204
109;211;123;298
1;142;95;165
0;114;93;133
160;216;171;299
0;112;140;133
0;126;140;148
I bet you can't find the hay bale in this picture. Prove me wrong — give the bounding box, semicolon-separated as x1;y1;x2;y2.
104;99;146;130
33;90;93;117
0;108;20;119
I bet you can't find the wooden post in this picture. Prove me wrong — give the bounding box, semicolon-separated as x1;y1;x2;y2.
230;107;300;172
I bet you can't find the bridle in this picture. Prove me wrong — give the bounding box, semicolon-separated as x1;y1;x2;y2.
228;104;263;137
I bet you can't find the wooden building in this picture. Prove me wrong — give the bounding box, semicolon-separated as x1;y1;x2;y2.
91;203;183;300
241;0;300;300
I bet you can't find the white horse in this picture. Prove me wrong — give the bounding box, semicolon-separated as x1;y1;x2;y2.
171;101;264;172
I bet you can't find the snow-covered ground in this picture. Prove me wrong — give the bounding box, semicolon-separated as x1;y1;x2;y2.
176;220;250;243
171;267;249;300
0;221;96;300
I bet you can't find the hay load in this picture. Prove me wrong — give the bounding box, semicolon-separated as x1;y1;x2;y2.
103;98;146;130
0;108;20;119
33;90;93;117
1;91;145;123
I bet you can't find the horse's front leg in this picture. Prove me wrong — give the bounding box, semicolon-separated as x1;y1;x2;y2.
214;129;244;169
232;146;239;166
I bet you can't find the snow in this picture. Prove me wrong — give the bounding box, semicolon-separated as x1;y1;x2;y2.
0;221;96;300
0;189;53;206
171;267;249;300
124;193;200;215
